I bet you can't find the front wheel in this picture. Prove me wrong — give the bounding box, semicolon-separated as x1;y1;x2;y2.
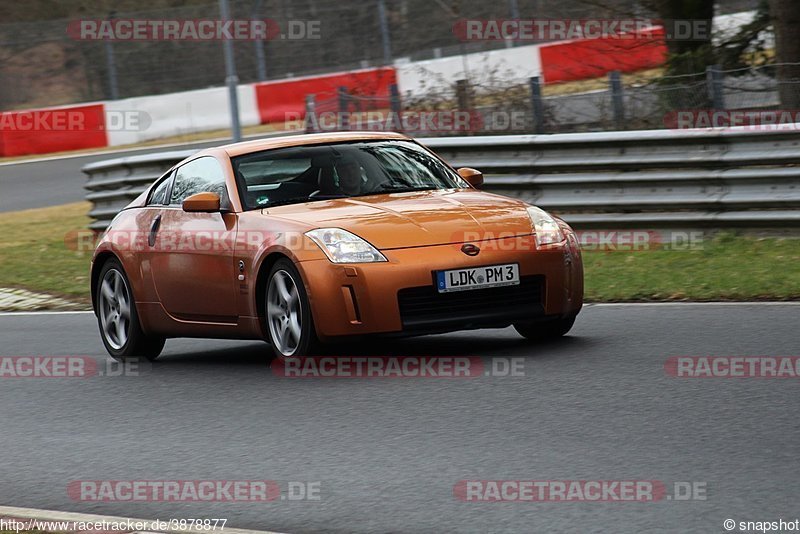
514;315;576;341
96;259;165;361
265;259;318;359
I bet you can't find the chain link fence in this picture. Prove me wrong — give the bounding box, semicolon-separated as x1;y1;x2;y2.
298;63;800;136
545;64;800;133
0;0;760;112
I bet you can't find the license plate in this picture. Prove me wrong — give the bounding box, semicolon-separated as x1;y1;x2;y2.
435;264;520;293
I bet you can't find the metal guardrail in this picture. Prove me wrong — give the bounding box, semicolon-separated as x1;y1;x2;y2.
84;128;800;230
84;150;197;230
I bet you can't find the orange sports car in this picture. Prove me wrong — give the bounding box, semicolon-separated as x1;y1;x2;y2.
91;132;583;360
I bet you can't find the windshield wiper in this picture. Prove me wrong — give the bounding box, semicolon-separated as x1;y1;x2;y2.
258;194;347;209
258;187;438;208
374;184;439;193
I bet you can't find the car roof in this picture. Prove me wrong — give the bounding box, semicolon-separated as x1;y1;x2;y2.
216;131;411;158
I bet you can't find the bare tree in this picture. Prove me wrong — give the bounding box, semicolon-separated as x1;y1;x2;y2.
768;0;800;107
644;0;714;76
716;0;771;70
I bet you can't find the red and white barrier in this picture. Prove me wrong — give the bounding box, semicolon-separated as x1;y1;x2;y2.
0;36;665;157
396;44;542;99
105;85;260;146
4;14;754;157
539;27;667;84
254;67;396;124
0;103;107;157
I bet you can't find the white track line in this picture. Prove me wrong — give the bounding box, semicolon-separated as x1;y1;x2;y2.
0;139;219;166
0;505;286;534
0;130;295;167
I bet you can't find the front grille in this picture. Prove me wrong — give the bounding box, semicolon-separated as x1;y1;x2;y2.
397;275;545;331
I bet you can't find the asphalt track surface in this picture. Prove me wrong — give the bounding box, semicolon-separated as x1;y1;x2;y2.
0;131;316;212
1;303;798;533
0;141;221;212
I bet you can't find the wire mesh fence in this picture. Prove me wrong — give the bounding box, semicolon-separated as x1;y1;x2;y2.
3;0;786;139
299;64;800;136
0;0;761;111
459;64;800;134
0;0;602;109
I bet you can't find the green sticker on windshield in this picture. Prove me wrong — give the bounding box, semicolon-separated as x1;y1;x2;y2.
256;195;269;205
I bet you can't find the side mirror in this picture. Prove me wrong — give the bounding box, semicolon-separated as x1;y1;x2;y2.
457;167;484;188
182;192;221;213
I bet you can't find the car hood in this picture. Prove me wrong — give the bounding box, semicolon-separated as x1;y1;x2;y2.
263;189;534;249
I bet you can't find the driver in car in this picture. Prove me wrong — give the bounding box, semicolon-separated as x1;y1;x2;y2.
335;157;369;195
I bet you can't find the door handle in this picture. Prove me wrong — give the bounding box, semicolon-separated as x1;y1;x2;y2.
148;215;162;247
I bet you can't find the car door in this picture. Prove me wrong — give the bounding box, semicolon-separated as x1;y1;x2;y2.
134;169;173;304
148;156;239;322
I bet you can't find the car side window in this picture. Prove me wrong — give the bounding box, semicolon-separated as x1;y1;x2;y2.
147;171;174;206
170;157;228;206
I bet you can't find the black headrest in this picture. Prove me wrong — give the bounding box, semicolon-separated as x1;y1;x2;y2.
311;154;334;168
317;166;338;195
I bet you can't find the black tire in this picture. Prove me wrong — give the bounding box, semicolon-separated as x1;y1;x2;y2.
514;315;576;341
264;258;319;359
95;258;165;362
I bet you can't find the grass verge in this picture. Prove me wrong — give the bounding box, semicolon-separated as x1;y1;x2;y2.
0;203;799;305
0;202;93;301
583;233;800;301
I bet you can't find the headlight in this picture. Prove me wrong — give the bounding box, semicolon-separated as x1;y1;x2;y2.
305;228;387;263
527;206;565;247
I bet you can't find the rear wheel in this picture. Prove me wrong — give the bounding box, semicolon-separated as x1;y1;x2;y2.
265;259;318;359
96;259;165;361
514;315;576;341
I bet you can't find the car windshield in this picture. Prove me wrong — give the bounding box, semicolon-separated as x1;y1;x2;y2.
231;140;469;210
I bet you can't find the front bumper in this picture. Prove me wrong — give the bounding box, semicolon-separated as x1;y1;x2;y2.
297;234;583;340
